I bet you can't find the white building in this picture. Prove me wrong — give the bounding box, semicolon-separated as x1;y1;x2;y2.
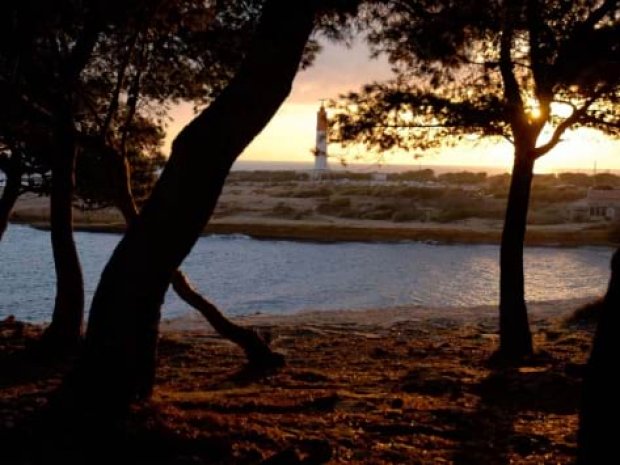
312;103;329;180
567;187;620;222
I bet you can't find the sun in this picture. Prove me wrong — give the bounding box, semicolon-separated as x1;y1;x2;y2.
529;107;542;120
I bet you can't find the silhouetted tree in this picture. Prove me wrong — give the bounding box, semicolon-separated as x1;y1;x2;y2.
69;0;327;420
1;0;266;352
73;0;294;367
578;248;620;464
83;131;285;367
333;0;619;359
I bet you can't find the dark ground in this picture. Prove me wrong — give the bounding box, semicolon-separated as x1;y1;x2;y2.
0;311;594;464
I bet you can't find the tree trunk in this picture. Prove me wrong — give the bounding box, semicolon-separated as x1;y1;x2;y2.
41;122;84;351
170;273;283;366
113;152;283;368
498;150;534;359
577;249;620;464
0;164;21;240
75;0;316;416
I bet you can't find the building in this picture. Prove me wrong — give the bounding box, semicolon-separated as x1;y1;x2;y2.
567;187;620;222
312;103;329;180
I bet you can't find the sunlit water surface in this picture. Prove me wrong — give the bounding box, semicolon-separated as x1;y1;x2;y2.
0;224;613;322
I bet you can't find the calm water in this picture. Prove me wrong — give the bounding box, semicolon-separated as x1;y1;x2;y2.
0;224;613;322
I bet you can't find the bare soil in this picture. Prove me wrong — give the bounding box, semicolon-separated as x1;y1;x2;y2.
0;302;595;464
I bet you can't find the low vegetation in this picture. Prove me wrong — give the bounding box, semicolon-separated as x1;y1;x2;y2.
220;169;617;226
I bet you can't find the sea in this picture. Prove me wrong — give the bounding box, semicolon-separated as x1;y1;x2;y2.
0;225;613;323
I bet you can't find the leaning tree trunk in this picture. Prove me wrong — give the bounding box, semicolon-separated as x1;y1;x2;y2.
112;152;283;367
73;0;317;418
41;122;84;351
577;249;620;464
498;150;535;360
0;163;21;240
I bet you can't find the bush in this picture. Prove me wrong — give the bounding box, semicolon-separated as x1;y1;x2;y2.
388;169;436;182
392;209;424;222
316;197;354;217
566;298;604;326
432;197;505;222
228;170;309;183
271;202;296;217
438;171;487;185
527;209;566;225
361;206;395;220
289;187;333;198
434;207;475;222
336;185;375;196
485;174;511;198
531;185;586;204
557;172;592;187
328;196;352;208
395;186;444;200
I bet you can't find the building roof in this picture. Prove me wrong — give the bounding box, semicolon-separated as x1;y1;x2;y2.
587;188;620;205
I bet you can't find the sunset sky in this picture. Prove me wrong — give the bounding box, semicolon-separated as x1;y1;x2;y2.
166;39;620;174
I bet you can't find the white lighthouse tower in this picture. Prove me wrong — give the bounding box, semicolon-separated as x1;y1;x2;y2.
313;102;329;180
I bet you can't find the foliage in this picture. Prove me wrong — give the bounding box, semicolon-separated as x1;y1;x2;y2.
229;170;310;183
438;171;487;185
388;169;435;182
332;0;620;160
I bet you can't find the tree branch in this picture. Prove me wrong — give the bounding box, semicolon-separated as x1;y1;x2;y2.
100;33;139;140
581;0;618;32
119;41;147;159
534;86;611;158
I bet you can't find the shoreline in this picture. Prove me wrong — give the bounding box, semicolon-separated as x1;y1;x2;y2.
161;296;594;332
3;297;596;331
13;218;616;247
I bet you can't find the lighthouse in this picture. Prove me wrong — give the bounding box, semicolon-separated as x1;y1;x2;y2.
313;102;329;180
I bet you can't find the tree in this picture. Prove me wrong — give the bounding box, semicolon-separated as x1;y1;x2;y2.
3;0;116;350
333;0;620;359
578;248;620;464
73;0;293;367
1;0;265;352
67;0;324;420
81;130;285;367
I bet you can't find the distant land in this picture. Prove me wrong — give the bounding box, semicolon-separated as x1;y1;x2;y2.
231;159;620;175
2;160;618;185
10;167;620;247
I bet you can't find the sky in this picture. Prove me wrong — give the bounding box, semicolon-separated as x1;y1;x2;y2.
165;39;620;174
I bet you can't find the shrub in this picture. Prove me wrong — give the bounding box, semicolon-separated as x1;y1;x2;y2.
531;185;586;204
395;186;443;200
566;298;604;326
361;206;394;220
392;209;424;222
271;202;296;217
438;171;487;185
527;209;566;225
316;197;354;217
388;169;436;183
290;186;333;198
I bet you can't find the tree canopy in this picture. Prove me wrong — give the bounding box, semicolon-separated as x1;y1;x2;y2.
332;0;619;157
